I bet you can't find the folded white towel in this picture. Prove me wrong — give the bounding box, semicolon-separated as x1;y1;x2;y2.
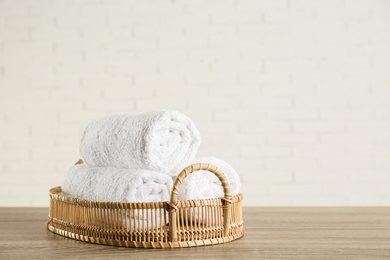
177;157;241;201
62;164;173;203
80;110;201;176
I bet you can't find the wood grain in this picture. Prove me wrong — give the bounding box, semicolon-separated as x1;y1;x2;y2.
1;207;390;259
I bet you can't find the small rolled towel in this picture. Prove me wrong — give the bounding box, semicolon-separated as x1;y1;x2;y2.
80;110;201;176
177;157;241;201
62;164;173;203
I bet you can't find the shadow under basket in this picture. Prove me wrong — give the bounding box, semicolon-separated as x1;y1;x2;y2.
47;162;244;248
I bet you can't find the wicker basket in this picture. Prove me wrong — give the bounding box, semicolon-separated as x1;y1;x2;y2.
47;162;244;248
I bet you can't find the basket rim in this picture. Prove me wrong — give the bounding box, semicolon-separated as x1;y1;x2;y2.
49;186;243;209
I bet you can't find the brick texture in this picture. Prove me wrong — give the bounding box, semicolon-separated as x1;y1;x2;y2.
1;0;390;206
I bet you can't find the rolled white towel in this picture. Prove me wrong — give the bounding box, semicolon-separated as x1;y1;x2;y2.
80;110;201;176
176;157;241;201
62;164;173;203
62;164;173;229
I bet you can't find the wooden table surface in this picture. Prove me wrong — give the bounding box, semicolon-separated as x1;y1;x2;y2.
0;207;389;259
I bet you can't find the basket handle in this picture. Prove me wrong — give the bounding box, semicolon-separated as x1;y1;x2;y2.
168;163;232;242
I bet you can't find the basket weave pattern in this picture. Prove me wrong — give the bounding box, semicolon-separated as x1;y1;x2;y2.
47;163;244;248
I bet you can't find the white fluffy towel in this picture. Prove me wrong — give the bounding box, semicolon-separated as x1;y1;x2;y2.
177;157;241;201
80;110;201;176
62;164;173;203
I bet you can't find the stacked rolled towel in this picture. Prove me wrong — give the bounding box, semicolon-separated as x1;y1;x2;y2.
80;110;201;176
62;164;173;203
175;157;241;224
177;157;241;201
62;164;173;229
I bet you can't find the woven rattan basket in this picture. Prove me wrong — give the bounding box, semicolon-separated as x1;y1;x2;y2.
47;162;244;248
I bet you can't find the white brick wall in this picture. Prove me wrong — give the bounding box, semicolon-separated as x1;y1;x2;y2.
1;0;390;206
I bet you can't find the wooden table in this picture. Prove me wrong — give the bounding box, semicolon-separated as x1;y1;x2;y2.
0;207;389;259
